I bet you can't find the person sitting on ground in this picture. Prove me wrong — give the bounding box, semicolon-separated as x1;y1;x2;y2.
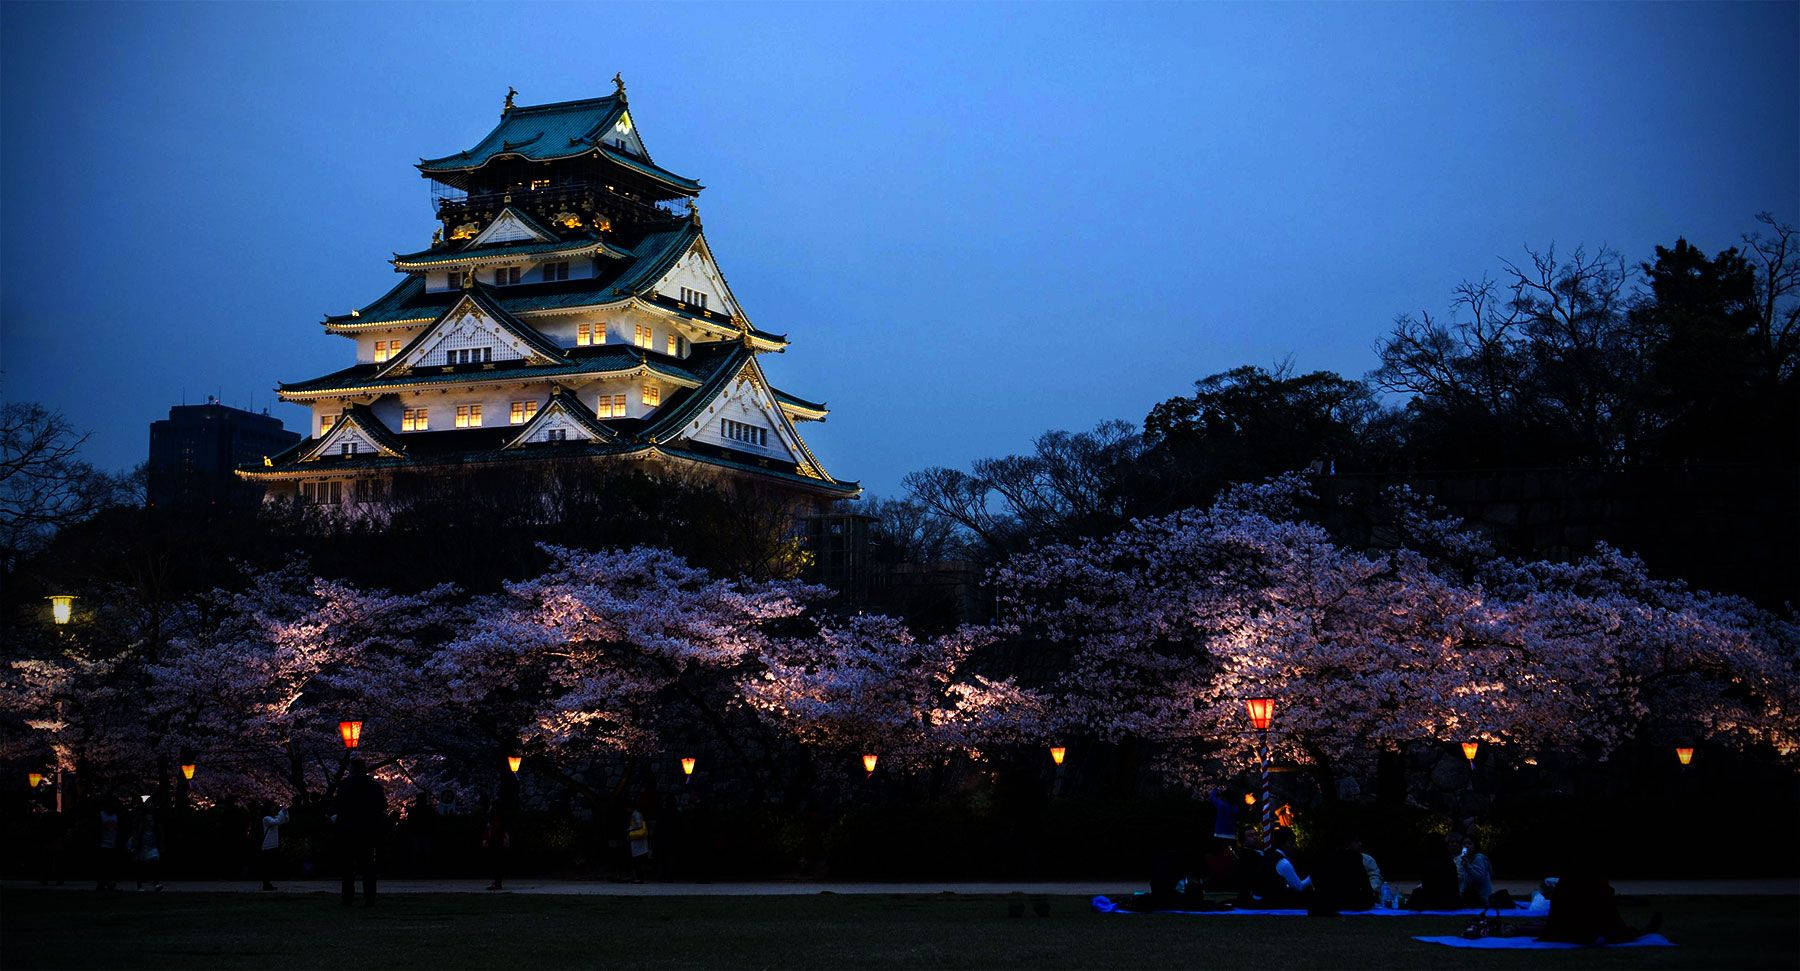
1406;833;1462;910
1311;834;1379;912
1254;828;1312;907
1536;850;1662;945
1456;831;1495;908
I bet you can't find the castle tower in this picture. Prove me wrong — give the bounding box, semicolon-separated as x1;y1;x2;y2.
240;83;856;508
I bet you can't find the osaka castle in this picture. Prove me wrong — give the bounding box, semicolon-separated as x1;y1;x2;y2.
240;79;857;507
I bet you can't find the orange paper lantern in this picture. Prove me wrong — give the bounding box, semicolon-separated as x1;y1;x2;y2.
1245;698;1275;731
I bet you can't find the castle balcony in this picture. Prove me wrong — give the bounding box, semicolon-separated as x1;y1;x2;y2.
431;180;685;232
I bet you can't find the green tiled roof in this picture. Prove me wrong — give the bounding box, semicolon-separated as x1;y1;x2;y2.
417;96;701;192
282;344;708;398
772;388;828;415
326;221;785;344
659;443;861;495
393;237;629;268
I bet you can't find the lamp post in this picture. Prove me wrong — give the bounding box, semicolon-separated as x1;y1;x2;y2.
1048;746;1066;767
680;757;696;782
507;756;522;774
862;753;878;776
1675;746;1694;767
181;763;196;781
1461;741;1479;765
28;772;43;789
1244;697;1275;847
338;721;363;750
45;598;76;813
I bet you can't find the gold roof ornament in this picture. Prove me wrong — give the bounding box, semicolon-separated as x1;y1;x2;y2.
687;198;701;226
612;72;627;101
502;86;517;116
432;227;443;247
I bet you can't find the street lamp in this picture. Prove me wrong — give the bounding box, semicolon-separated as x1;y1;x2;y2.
338;721;363;750
1244;697;1276;847
680;757;696;780
181;763;196;781
1048;746;1066;767
1461;741;1480;764
1243;791;1255;807
47;595;75;626
27;772;43;789
507;756;522;774
1675;746;1694;766
862;753;878;776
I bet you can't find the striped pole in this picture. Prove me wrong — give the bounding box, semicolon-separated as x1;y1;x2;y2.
1259;730;1273;847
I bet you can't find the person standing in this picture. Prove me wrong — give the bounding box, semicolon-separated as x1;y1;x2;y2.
129;797;164;892
259;801;289;891
94;800;121;892
626;806;652;883
336;759;386;906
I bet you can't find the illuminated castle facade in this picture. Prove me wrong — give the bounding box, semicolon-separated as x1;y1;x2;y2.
241;78;856;508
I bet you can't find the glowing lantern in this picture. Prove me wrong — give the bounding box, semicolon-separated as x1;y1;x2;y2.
507;756;522;774
180;764;196;781
1244;698;1275;731
680;757;696;776
1049;746;1066;766
862;753;878;774
1461;741;1479;763
27;773;43;788
338;720;363;749
1243;792;1255;806
47;595;75;625
1675;746;1694;766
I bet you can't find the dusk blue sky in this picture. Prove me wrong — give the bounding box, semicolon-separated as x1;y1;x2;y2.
3;2;1795;498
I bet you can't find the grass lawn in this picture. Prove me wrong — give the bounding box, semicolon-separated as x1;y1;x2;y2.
3;890;1796;970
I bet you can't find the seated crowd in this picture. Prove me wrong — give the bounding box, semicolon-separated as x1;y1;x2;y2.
1122;795;1659;944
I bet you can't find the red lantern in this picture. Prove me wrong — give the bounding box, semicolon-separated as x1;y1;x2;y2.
1245;698;1275;731
338;720;363;750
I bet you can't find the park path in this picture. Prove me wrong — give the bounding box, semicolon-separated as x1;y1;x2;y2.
6;878;1795;896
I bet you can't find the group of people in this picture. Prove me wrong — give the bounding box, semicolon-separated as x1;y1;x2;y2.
74;758;659;903
1126;794;1659;944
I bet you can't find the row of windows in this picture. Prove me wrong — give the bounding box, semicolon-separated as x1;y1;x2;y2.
722;419;769;447
353;388;659;435
678;287;709;309
372;325;689;359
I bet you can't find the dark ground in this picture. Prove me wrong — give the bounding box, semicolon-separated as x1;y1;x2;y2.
3;891;1797;969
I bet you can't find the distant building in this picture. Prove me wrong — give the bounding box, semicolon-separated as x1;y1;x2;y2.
148;400;299;509
804;512;875;604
